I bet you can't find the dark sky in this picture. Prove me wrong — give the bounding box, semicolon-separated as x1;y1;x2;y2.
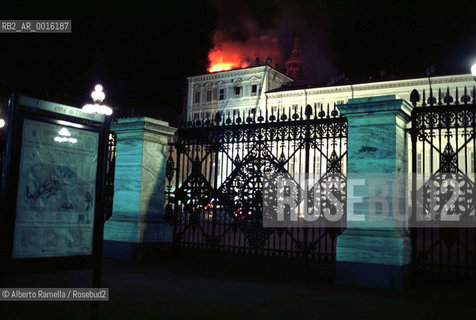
1;0;476;126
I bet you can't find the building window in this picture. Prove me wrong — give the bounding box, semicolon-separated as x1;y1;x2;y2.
251;84;258;96
234;86;241;97
206;90;212;102
194;91;200;104
219;89;225;100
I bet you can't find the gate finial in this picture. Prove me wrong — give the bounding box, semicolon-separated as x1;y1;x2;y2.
410;89;420;106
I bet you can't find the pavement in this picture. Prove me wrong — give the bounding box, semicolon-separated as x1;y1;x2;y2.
1;256;476;320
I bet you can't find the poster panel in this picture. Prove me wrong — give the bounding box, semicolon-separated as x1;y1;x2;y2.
12;119;99;258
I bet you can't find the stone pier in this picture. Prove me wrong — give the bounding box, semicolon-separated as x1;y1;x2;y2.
336;95;413;288
103;117;176;260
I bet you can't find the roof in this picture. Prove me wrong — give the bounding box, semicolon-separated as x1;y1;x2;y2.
187;65;293;82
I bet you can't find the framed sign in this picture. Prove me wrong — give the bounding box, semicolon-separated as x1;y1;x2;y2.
13;119;99;258
1;94;109;275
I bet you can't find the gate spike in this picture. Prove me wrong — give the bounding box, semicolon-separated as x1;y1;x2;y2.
422;89;426;107
314;103;317;119
305;104;312;119
455;87;459;105
257;108;263;122
438;88;442;105
473;86;476;103
327;103;330;118
332;103;338;117
319;103;325;118
445;87;451;105
214;111;221;125
463;86;468;105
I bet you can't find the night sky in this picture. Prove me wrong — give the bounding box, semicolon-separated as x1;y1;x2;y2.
1;0;476;126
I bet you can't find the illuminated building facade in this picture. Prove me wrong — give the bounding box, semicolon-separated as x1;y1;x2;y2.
186;65;293;122
187;68;475;125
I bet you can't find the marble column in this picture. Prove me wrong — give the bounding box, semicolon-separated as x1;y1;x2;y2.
103;117;176;260
335;95;413;288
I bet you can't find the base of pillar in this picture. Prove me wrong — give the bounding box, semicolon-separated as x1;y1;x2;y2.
336;229;411;289
103;218;172;261
336;261;410;289
103;218;172;243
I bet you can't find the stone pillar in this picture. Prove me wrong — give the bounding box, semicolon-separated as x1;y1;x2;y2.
103;117;176;260
336;95;413;288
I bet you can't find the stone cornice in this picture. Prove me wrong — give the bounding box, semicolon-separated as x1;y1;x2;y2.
112;117;176;136
187;66;268;82
266;74;474;99
339;95;414;122
187;66;293;83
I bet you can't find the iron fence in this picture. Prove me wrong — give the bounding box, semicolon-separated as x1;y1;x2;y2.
104;131;116;221
165;105;347;261
409;86;476;277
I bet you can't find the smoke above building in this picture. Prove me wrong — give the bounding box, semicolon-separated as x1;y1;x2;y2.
206;0;337;83
207;21;281;73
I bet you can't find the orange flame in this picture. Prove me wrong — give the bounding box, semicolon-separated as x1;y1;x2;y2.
207;26;281;73
207;43;250;73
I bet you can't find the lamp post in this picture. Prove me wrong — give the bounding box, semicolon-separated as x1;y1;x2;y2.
82;84;113;116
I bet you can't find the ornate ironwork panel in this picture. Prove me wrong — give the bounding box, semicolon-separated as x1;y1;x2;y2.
410;86;476;277
166;105;347;261
104;131;116;221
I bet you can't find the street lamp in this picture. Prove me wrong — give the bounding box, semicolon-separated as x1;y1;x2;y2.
0;118;5;129
472;63;476;81
82;84;113;116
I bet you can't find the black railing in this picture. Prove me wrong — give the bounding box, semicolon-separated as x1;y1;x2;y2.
165;104;347;261
104;131;116;221
409;86;476;277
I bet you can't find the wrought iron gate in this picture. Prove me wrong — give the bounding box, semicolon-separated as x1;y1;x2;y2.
410;87;476;277
165;105;347;261
104;131;117;221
